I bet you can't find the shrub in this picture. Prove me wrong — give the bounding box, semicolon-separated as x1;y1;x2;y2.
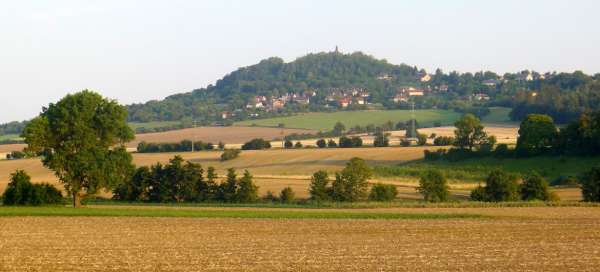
550;175;579;187
520;172;552;201
2;170;62;205
279;187;295;204
417;170;450;202
316;139;327;148
294;141;303;148
433;136;455;146
236;170;259;203
331;158;372;201
369;183;397;201
218;141;225;150
473;170;519;202
580;166;600;202
263;190;278;202
309;170;330;201
220;149;241;161
373;132;389;147
424;149;447;161
6;151;27;160
470;186;486;201
400;139;411;147
284;140;293;149
417;134;428;146
339;136;362;148
493;144;511;158
327;139;337;148
137;140;213;153
241;138;271;150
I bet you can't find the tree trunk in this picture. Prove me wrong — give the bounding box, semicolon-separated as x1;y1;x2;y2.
73;192;81;208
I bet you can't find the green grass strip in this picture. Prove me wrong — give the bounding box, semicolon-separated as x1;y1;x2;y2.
0;206;483;220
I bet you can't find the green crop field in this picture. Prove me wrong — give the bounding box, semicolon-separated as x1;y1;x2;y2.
235;109;463;131
128;121;181;130
374;156;600;182
481;107;516;124
0;134;22;141
0;206;482;220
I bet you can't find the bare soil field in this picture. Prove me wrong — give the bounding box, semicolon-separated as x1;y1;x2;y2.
0;206;599;271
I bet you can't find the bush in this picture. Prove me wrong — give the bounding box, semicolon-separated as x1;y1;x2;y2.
472;170;519;202
424;149;447;161
316;139;327;148
550;175;579;187
417;170;449;202
2;170;63;205
470;186;486;201
6;151;27;160
331;158;372;201
279;187;295;204
294;141;303;148
433;136;455;146
400;139;411;147
137;140;214;153
241;138;271;150
284;140;293;149
373;132;389;147
220;149;241;161
309;170;330;201
339;136;362;148
493;144;512;158
327;139;337;148
369;183;397;201
520;172;552;201
417;133;428;146
263;190;278;202
580;166;600;202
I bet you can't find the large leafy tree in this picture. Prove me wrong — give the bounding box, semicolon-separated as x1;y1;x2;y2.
22;90;134;207
453;114;487;151
516;114;557;155
331;157;372;201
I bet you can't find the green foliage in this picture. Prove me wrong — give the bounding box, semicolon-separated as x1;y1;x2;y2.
405;119;419;138
279;187;295;204
339;136;363;148
22;90;134;207
332;121;346;136
316;139;327;148
400;139;411;147
373;131;389;147
417;133;428;146
294;141;303;148
241;138;272;150
580;166;600;202
327;139;337;148
309;170;331;202
2;170;62;206
368;183;397;202
555;111;600;156
472;170;519;202
417;170;450;202
137;140;214;153
220;149;241;161
516;114;557;156
433;136;455;146
236;170;259;203
331;158;372;202
453;114;488;151
284;140;293;148
520;172;552;201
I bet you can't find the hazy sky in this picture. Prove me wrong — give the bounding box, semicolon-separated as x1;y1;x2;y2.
1;0;599;123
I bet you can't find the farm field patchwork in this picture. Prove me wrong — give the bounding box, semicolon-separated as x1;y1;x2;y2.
234;109;463;131
0;206;599;271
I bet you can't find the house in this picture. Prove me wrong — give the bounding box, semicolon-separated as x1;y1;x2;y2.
377;74;392;81
305;90;317;97
295;97;310;105
482;79;500;87
517;71;534;81
473;93;490;101
392;93;408;103
355;97;366;105
438;84;449;92
271;99;285;109
338;97;351;108
221;111;233;119
420;74;431;82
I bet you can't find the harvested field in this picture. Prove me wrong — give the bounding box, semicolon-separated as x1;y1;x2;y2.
130;126;314;147
0;206;599;271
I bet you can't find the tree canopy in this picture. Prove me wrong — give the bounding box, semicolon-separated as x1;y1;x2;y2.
22;90;135;207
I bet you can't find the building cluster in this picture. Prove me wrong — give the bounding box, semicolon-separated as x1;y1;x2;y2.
244;91;317;111
325;87;371;108
392;87;426;103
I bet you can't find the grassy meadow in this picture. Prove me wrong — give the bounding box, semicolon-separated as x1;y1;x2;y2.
235;109;462;130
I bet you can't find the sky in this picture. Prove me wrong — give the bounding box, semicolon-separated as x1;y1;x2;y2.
1;0;599;123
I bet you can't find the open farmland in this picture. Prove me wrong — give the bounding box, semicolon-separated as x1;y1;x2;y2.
234;109;463;131
0;206;599;271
